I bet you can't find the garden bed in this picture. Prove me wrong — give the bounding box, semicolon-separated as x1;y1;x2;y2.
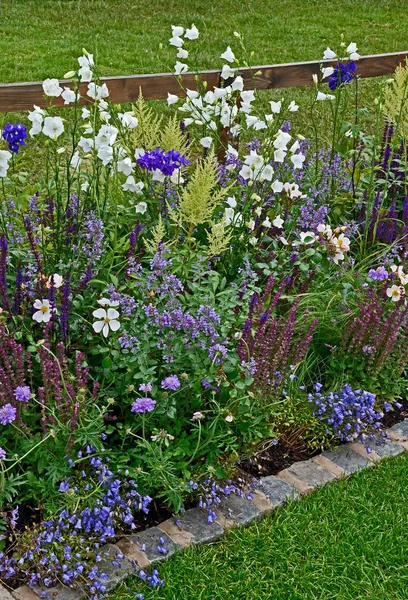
0;23;408;600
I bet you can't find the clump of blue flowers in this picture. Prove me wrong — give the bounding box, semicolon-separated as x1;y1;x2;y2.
2;122;27;153
328;62;357;91
136;147;190;176
309;383;388;451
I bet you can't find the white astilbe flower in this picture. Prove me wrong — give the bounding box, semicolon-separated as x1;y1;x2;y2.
92;307;120;338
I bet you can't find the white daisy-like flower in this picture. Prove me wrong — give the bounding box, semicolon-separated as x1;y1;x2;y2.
92;307;120;337
32;299;55;324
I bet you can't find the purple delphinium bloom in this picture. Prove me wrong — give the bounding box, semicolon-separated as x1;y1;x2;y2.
0;403;17;425
0;447;6;459
2;122;27;153
161;375;180;391
136;147;190;176
328;62;357;91
368;266;388;281
13;385;31;402
131;397;156;413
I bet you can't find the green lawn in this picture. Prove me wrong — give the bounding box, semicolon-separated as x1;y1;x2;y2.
0;0;407;83
113;454;408;600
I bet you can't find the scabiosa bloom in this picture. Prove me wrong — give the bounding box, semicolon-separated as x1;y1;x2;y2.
131;397;156;413
368;266;388;281
139;382;153;393
136;147;190;176
328;62;357;90
0;403;17;425
2;122;27;153
13;385;31;402
0;447;6;459
208;343;228;364
161;375;180;390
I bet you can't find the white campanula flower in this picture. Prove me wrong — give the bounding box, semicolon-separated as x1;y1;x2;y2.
171;25;184;37
0;150;12;177
167;93;179;106
95;124;118;148
291;153;306;169
270;100;282;114
92;307;120;338
61;87;77;105
119;112;138;129
221;65;236;80
42;78;63;97
316;91;335;101
185;25;199;40
70;151;81;171
220;46;235;63
273;215;284;228
262;217;272;228
117;157;134;176
87;82;109;101
42;116;64;140
46;274;64;289
274;148;286;163
200;136;213;148
231;76;244;91
273;130;291;150
78;66;93;82
323;47;337;60
97;146;113;165
240;90;255;104
77;54;94;82
322;66;334;79
248;219;256;230
386;285;405;302
177;48;189;59
282;182;305;199
271;180;283;193
226;196;237;208
174;61;188;75
32;299;55;324
81;107;91;120
169;36;184;48
170;168;184;185
249;237;257;246
288;100;299;112
254;206;262;217
122;176;144;194
135;202;147;214
78;136;94;153
28;105;45;136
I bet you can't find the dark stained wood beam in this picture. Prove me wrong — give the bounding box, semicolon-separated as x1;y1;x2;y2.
0;51;406;113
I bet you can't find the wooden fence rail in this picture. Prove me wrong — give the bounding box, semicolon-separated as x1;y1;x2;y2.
0;51;407;113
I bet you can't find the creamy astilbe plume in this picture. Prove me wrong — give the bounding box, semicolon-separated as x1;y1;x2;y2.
177;151;230;226
131;89;163;150
160;114;189;155
383;59;408;138
145;214;167;254
206;218;232;257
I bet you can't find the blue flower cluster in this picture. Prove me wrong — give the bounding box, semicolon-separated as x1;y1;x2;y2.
328;62;357;91
0;447;157;599
309;383;386;449
136;147;190;176
194;476;259;524
2;122;27;153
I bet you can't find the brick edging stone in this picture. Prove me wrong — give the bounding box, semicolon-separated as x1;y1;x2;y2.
2;419;408;600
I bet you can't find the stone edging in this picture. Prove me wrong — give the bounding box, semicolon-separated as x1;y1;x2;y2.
2;420;408;600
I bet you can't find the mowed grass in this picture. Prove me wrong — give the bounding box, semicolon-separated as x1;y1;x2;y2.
0;0;407;82
112;454;408;600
